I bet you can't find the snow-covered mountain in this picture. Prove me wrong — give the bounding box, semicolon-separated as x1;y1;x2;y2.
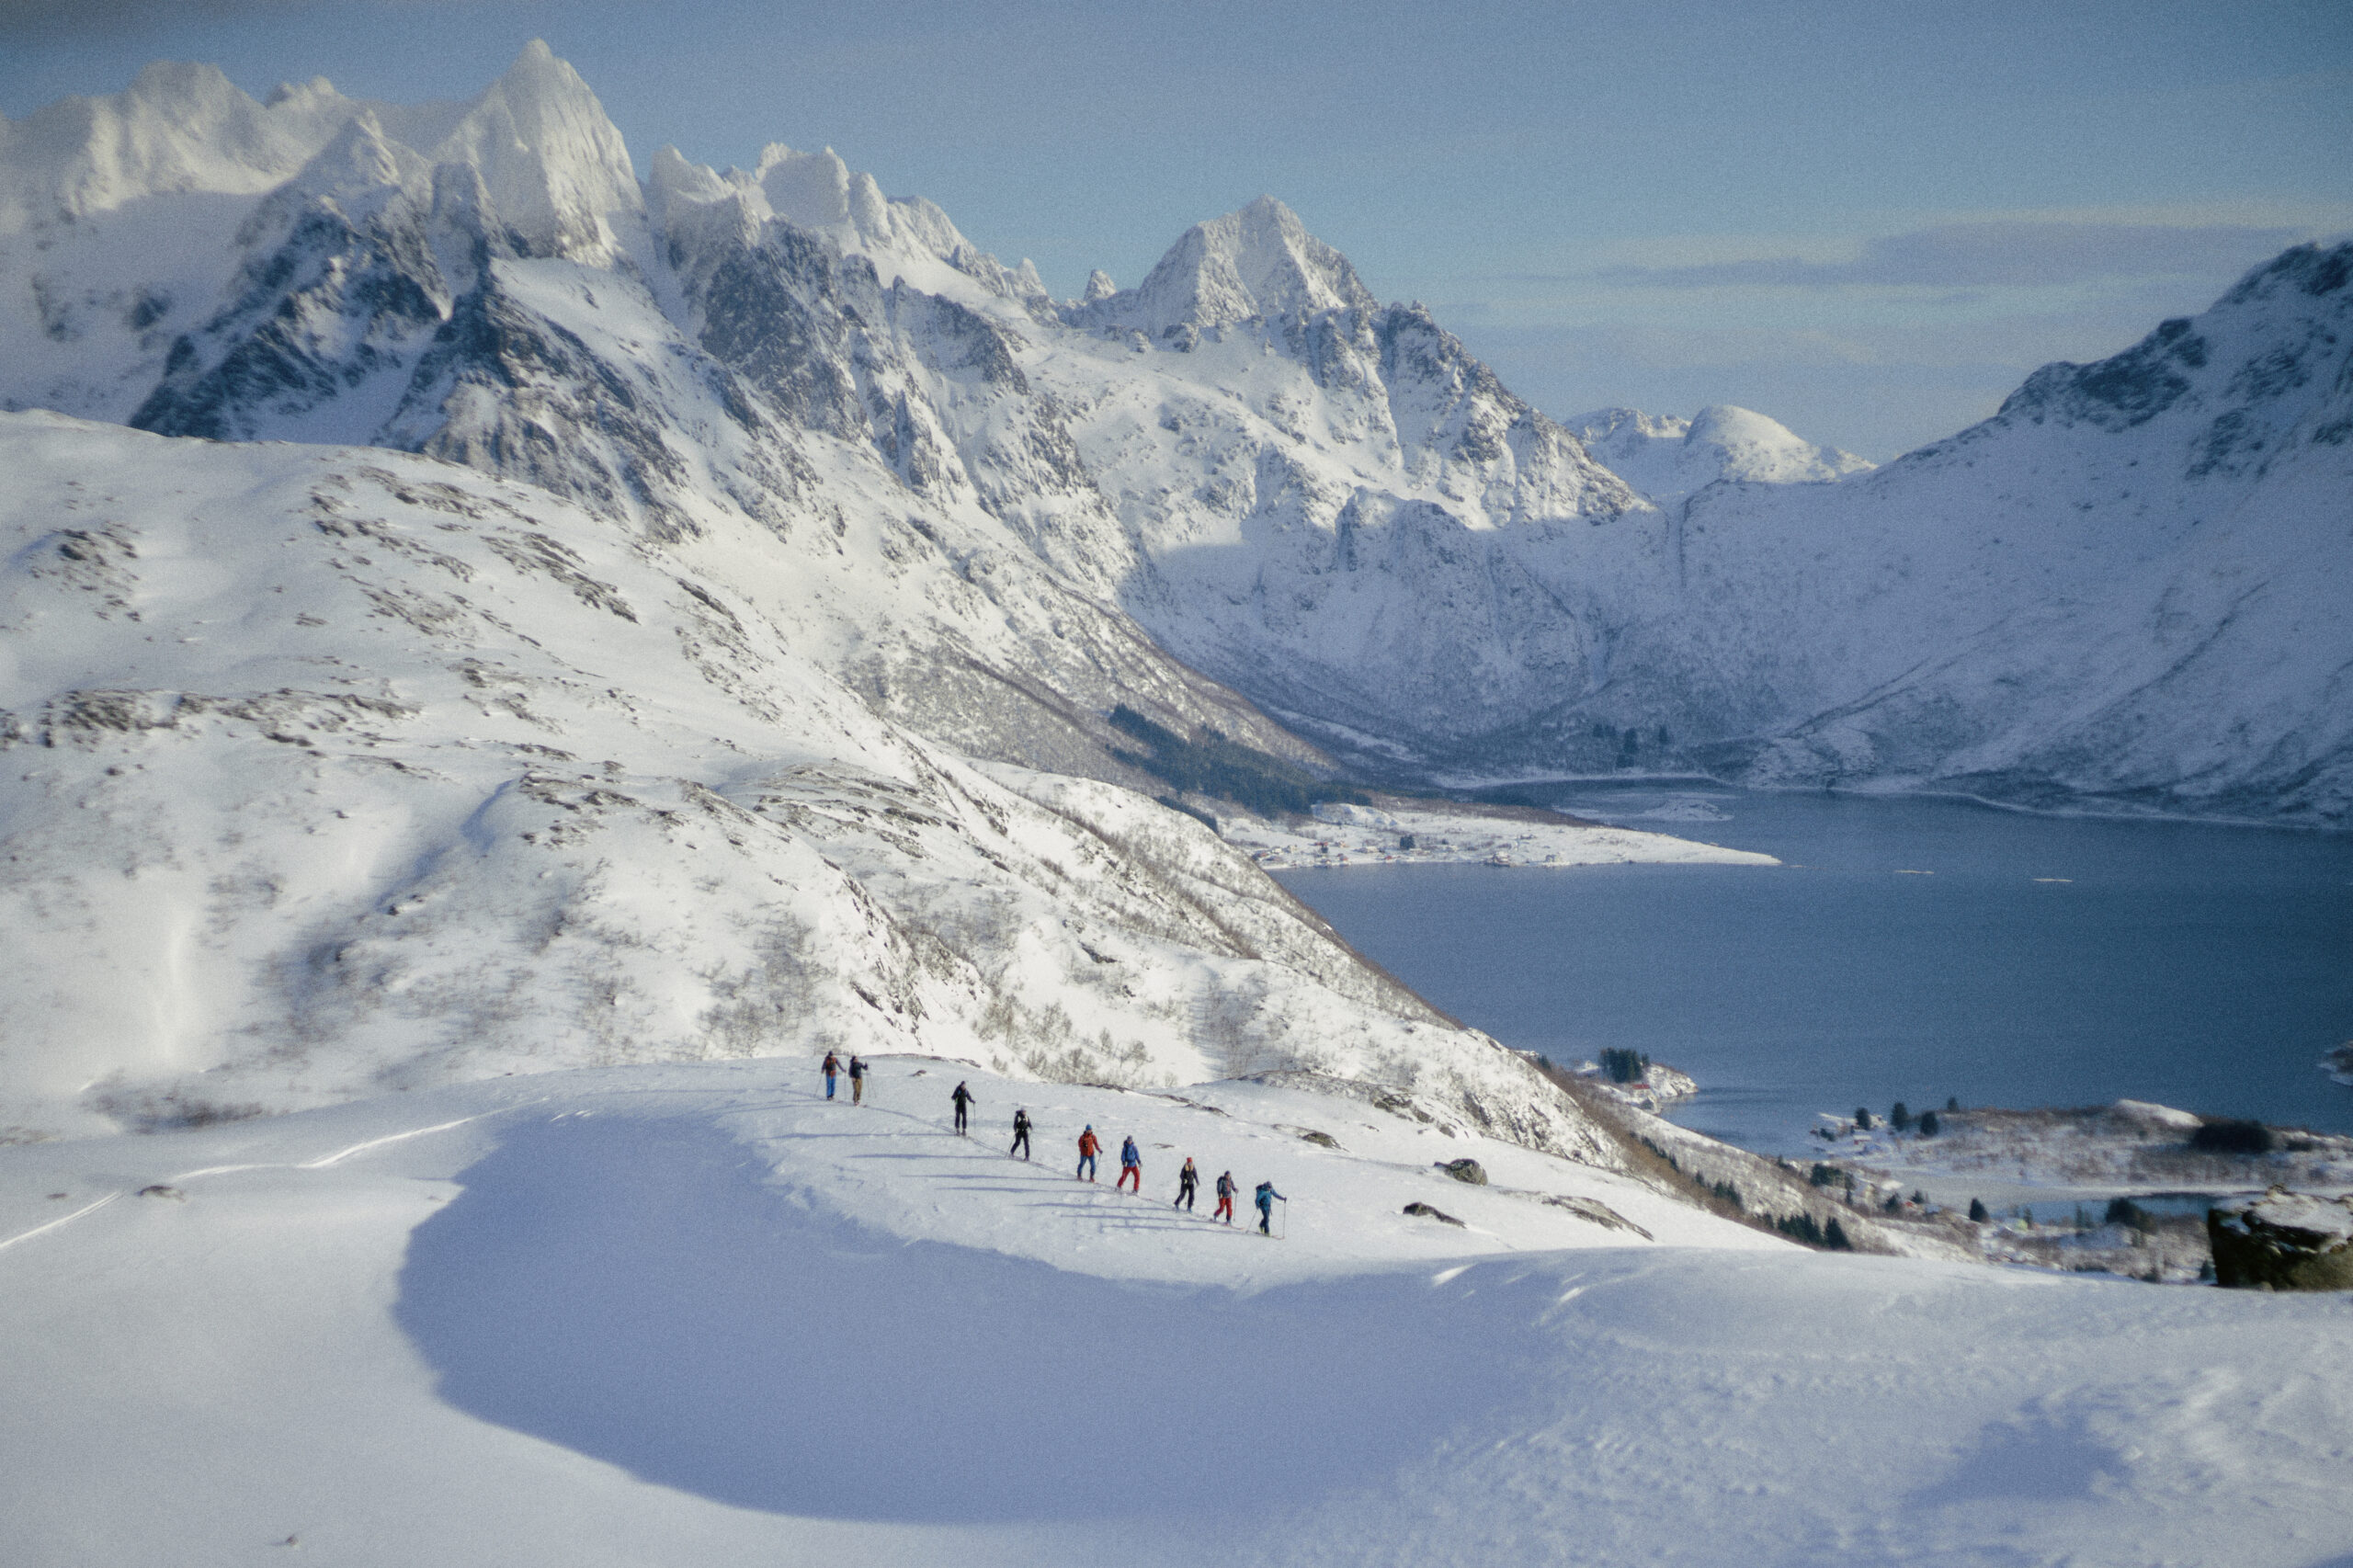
1621;248;2353;822
1570;403;1875;506
0;46;1689;1144
2;41;2346;1133
21;46;2337;834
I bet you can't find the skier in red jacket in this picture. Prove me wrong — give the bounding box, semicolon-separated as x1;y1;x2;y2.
1076;1126;1101;1181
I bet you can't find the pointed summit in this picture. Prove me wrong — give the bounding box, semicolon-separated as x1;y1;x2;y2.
428;40;641;261
1088;196;1377;337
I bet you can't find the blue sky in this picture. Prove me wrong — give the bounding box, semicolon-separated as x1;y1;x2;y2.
4;0;2348;457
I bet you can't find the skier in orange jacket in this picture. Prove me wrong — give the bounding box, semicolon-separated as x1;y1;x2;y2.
1076;1125;1101;1181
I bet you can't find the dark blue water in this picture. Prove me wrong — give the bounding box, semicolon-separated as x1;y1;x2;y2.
1277;786;2353;1158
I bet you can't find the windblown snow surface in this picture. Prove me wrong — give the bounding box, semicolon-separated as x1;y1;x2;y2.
6;1060;2350;1568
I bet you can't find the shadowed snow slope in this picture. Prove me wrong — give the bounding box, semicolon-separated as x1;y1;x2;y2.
4;1062;2347;1566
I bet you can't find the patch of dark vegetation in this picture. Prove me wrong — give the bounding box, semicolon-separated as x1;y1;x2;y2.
2189;1119;2275;1154
1538;1062;1870;1252
1154;794;1221;832
1599;1048;1650;1085
1403;1201;1465;1227
92;1088;269;1133
1107;705;1366;817
1772;1210;1852;1249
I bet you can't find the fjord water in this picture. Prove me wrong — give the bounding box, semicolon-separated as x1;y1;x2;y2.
1277;787;2353;1158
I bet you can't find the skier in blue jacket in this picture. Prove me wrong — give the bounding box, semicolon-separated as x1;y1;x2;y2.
1256;1180;1285;1234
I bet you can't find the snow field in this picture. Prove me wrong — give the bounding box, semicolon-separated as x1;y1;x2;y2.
6;1059;2349;1567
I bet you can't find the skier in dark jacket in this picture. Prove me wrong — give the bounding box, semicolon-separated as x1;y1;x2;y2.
951;1081;975;1134
1175;1156;1199;1210
821;1051;841;1100
1256;1180;1285;1234
1011;1108;1032;1160
847;1054;868;1106
1214;1170;1237;1224
1117;1134;1142;1191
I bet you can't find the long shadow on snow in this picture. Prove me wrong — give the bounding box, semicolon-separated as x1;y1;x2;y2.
394;1111;1551;1524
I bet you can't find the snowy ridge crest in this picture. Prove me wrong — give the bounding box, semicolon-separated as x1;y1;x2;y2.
1074;195;1379;340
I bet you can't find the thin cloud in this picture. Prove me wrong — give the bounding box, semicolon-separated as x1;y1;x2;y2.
1590;222;2309;290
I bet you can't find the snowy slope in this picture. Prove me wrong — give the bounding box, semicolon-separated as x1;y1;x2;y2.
1572;403;1875;506
0;412;1639;1160
4;1061;2347;1566
1648;245;2353;821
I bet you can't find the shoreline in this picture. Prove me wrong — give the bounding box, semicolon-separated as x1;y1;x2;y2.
1221;796;1779;872
1418;770;2352;838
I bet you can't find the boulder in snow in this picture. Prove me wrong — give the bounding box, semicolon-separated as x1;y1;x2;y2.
2209;1187;2353;1291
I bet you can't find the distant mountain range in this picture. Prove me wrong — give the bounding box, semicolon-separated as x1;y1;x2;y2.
0;42;2345;1131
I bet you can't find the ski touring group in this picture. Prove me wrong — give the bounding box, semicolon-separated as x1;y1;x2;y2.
819;1053;1289;1236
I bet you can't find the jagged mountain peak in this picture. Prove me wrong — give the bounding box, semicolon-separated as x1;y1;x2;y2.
280;110;434;210
0;58;361;233
425;39;641;262
1080;194;1378;338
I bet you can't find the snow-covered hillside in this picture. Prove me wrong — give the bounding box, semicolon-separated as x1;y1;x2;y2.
5;1061;2347;1566
0;412;1639;1156
2;40;2344;1139
1571;403;1874;506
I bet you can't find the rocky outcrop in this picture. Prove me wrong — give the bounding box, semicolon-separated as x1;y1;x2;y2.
2209;1188;2353;1290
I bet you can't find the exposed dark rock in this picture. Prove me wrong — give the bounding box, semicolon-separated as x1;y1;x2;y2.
1540;1194;1652;1239
2209;1187;2353;1290
1403;1201;1464;1227
1434;1157;1487;1185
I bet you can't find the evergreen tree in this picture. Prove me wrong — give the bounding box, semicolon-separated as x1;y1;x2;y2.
1854;1107;1874;1131
1917;1109;1939;1137
1891;1101;1913;1132
1946;1096;1961;1112
1967;1197;1990;1222
1824;1217;1852;1250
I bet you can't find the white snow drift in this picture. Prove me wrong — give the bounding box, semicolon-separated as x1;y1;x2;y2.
4;1061;2347;1567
